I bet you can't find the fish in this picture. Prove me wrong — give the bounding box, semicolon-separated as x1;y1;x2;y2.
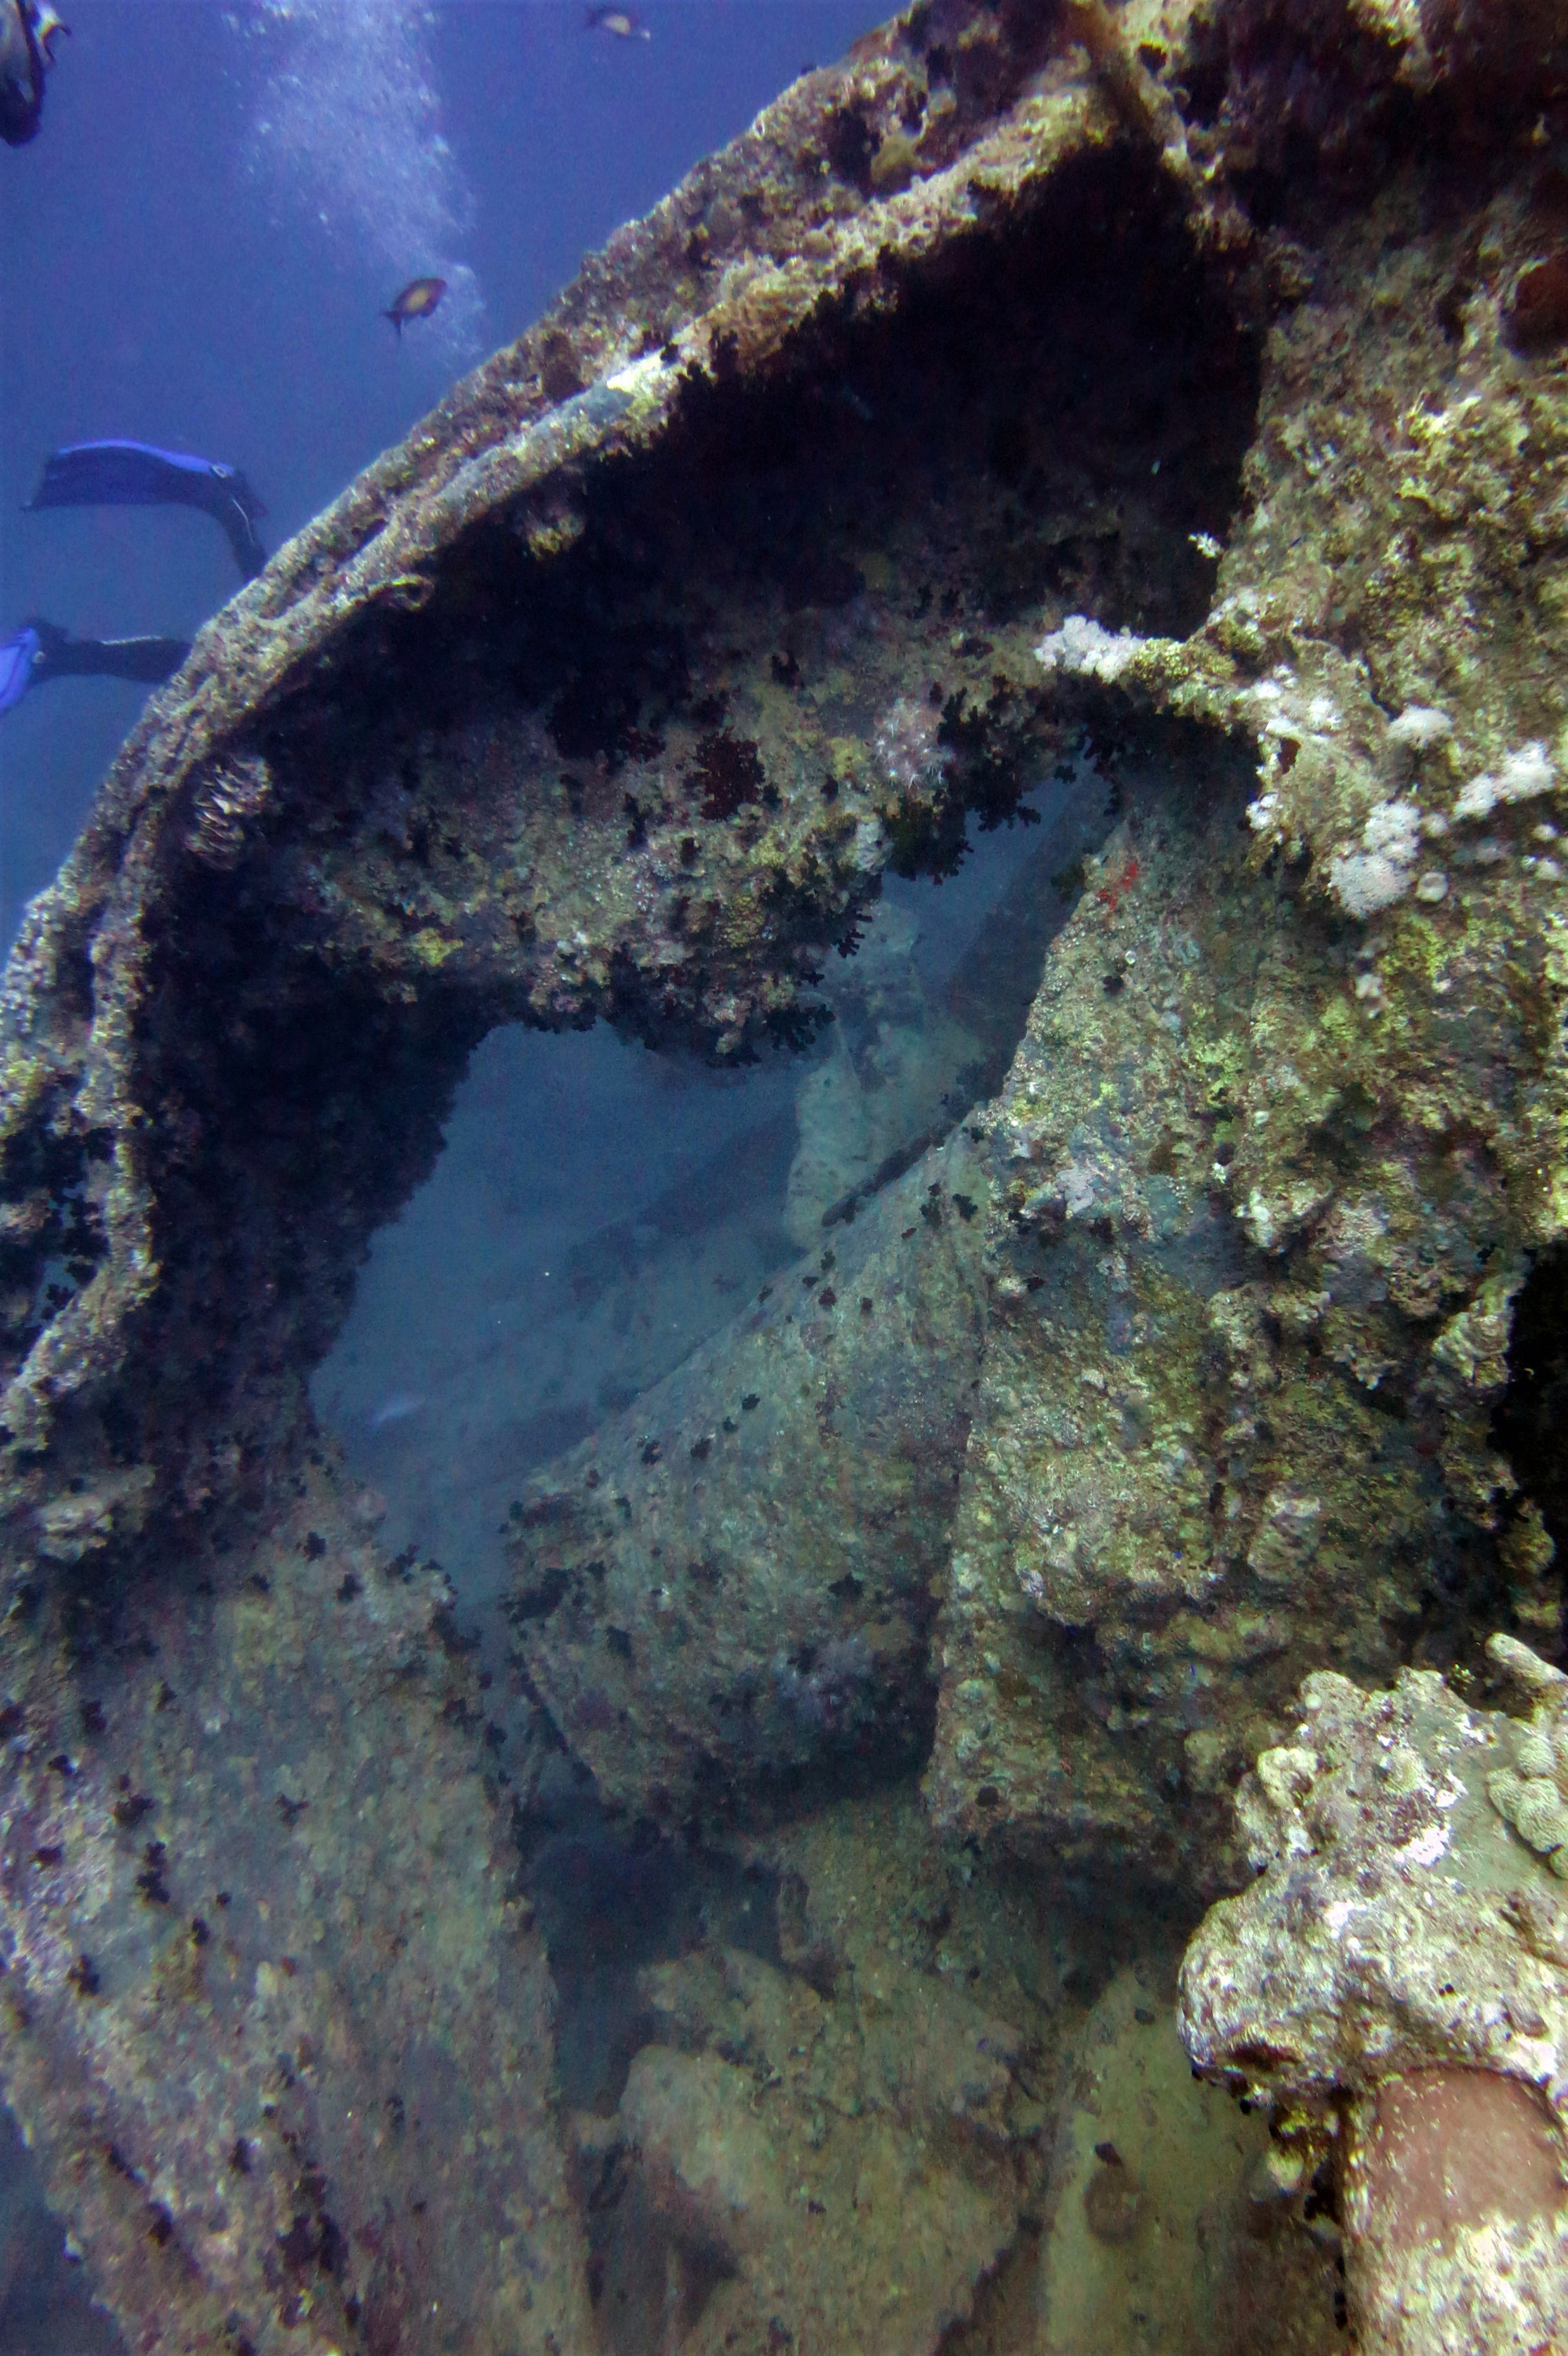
0;0;65;146
383;277;447;338
26;440;267;581
585;7;651;39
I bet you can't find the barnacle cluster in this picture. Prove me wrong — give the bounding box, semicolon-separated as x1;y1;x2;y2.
185;751;272;869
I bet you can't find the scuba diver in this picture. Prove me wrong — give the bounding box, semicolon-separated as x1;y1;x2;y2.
0;619;189;719
27;440;268;581
0;0;65;145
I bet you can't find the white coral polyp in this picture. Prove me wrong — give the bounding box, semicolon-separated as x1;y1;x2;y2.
1454;773;1501;821
1362;797;1422;862
871;696;951;794
1388;705;1452;749
1034;614;1144;682
1328;798;1423;916
1501;741;1556;799
1329;853;1410;916
1454;740;1556;822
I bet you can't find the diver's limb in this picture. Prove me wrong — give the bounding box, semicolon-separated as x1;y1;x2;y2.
0;0;45;144
3;621;188;709
216;496;267;581
30;628;189;686
27;442;267;580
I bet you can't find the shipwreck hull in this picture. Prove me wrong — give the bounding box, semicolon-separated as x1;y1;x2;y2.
2;0;1568;2347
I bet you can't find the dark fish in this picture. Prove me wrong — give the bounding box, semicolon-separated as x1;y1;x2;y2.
586;7;650;38
383;276;447;338
0;0;65;147
26;440;267;581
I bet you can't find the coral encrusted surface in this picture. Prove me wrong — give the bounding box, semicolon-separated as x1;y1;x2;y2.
3;0;1568;2348
1179;1639;1568;2352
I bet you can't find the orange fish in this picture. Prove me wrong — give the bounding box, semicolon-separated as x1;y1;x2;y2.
383;277;447;339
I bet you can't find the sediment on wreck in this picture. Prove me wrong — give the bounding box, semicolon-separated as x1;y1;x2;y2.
2;0;1568;2346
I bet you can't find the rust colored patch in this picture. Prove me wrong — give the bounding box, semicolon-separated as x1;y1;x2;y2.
1096;854;1141;914
1508;253;1568;348
1359;2069;1568;2251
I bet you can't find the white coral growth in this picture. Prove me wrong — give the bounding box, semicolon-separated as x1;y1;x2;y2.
1327;797;1423;917
1387;705;1453;750
1034;614;1144;683
1453;740;1556;822
1486;1633;1568;1878
871;696;952;794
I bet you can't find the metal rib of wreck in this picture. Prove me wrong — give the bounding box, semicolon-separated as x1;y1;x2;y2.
2;0;1568;2349
504;1131;991;1821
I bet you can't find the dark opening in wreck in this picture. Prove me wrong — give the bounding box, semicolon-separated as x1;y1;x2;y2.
1493;1241;1568;1641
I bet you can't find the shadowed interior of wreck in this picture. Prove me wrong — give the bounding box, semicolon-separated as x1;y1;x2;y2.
1494;1242;1568;1637
314;792;1093;1602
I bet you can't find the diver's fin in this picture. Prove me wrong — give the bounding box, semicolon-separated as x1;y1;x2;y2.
24;620;188;686
104;635;189;684
218;498;267;581
22;615;69;668
0;0;46;146
0;625;42;716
